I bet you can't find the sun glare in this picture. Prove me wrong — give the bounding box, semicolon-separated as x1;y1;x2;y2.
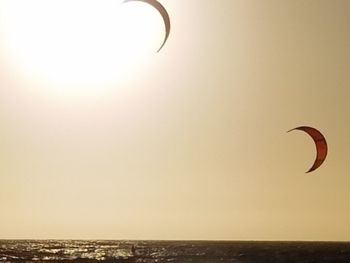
0;0;163;97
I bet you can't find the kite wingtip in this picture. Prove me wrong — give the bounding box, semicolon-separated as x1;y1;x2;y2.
156;46;164;53
306;168;316;174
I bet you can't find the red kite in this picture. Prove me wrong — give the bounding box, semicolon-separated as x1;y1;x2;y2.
122;0;170;52
288;126;328;173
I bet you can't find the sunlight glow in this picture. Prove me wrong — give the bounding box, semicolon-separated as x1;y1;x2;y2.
0;0;163;97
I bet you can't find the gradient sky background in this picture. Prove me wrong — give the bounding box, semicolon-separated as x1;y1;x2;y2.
0;0;350;240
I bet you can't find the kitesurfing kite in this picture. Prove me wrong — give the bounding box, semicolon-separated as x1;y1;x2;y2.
122;0;171;52
288;126;328;173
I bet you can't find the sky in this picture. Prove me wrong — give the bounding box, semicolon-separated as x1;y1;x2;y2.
0;0;350;240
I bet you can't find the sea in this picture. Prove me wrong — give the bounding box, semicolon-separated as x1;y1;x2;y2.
1;240;350;262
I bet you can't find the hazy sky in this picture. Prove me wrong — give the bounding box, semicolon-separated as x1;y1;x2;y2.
0;0;350;240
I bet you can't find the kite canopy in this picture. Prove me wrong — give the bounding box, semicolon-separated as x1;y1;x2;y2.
288;126;328;173
122;0;171;52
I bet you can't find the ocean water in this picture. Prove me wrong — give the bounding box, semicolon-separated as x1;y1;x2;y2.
1;240;350;262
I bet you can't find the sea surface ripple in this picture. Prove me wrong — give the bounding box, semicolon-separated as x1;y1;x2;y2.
1;240;350;262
